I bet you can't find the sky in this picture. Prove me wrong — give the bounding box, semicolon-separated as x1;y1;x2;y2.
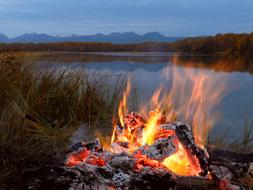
1;0;253;37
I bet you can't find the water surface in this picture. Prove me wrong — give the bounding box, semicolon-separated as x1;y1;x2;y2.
36;52;253;141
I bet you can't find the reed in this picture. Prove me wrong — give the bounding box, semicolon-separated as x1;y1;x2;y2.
0;52;124;187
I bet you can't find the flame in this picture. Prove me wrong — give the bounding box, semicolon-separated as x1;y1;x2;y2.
110;54;227;176
141;87;165;146
67;55;228;178
118;78;131;127
142;111;161;146
111;78;131;144
165;56;227;144
162;143;201;176
110;117;117;144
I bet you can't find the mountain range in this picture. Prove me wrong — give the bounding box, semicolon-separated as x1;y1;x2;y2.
0;32;185;44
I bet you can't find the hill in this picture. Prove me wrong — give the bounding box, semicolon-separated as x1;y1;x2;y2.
0;32;184;44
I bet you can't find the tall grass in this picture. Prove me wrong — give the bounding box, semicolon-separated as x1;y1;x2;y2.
0;52;124;188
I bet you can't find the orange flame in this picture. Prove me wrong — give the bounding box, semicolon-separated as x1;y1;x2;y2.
66;55;230;178
118;78;131;127
111;55;227;176
142;111;161;146
163;56;227;144
162;143;201;176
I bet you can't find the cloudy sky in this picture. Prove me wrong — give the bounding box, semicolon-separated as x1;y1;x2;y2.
1;0;253;37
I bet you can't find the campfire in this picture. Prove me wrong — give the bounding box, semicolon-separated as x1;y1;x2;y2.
64;111;250;189
66;113;209;176
62;69;250;190
22;66;252;190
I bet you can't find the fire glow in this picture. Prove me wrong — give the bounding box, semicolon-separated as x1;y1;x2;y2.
66;62;227;178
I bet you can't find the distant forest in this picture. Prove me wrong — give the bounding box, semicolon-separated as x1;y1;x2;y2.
1;33;253;53
170;33;253;53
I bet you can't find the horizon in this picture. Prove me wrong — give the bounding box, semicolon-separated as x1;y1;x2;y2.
0;31;189;38
1;0;253;37
1;31;252;39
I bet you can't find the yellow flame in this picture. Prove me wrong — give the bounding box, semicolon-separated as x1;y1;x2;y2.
115;57;227;143
142;111;160;146
141;88;163;145
118;78;131;127
111;54;228;176
162;143;201;176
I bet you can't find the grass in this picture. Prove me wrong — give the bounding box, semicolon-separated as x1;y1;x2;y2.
0;52;125;188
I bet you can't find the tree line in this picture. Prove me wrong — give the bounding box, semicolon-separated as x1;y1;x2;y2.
0;42;170;52
170;33;253;53
0;33;253;53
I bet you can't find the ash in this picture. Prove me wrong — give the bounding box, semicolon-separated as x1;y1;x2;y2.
25;121;251;190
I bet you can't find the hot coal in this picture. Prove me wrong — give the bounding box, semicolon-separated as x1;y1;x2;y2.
66;121;209;178
111;141;130;154
60;112;249;189
20;108;252;190
65;121;204;187
124;111;146;131
157;122;209;176
136;135;177;161
67;138;102;153
174;122;209;176
24;141;252;190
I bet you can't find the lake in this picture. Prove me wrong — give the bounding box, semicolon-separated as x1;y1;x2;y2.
35;52;253;142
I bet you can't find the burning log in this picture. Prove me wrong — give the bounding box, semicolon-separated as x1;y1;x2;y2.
59;107;252;190
65;138;104;167
113;120;210;177
63;119;213;189
175;123;209;176
112;112;146;147
24;139;251;190
136;135;177;161
24;110;252;189
111;141;130;153
124;111;146;132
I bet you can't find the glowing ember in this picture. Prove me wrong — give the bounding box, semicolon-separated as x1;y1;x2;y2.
162;143;201;176
66;120;209;177
110;115;205;176
66;59;227;178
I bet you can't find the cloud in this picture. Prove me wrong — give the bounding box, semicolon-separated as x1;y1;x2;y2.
1;0;253;36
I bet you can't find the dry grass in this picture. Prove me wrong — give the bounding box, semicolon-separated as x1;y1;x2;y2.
0;52;124;188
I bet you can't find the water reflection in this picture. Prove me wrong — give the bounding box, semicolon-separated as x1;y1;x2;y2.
36;52;253;140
